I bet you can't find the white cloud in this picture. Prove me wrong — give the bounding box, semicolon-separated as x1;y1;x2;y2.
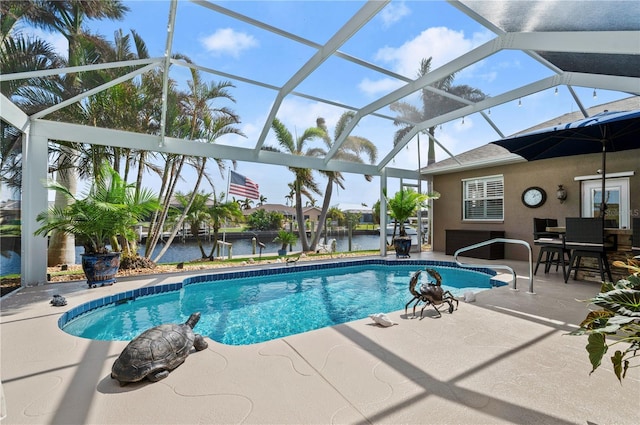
477;71;498;84
379;1;410;29
278;98;342;133
359;26;495;101
375;27;487;78
200;28;258;58
358;77;405;97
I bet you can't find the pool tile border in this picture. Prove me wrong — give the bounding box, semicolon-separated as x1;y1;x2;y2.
58;259;502;329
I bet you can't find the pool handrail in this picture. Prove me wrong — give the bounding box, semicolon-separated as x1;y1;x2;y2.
453;238;534;294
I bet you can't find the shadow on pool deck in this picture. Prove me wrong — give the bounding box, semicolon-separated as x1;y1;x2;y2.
1;251;639;424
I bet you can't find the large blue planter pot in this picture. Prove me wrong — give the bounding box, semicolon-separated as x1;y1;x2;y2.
394;237;411;258
81;252;121;288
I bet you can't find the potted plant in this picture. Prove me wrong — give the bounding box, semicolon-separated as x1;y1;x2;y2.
386;188;439;258
34;164;160;287
570;258;640;382
273;230;298;256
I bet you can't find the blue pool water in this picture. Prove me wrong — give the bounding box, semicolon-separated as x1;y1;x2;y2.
60;260;503;345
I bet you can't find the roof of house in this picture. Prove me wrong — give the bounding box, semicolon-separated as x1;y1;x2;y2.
243;203;295;216
421;96;640;176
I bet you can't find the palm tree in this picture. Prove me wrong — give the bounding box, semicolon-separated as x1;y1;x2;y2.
256;195;267;207
64;28;167;265
386;188;435;241
284;184;295;207
175;191;212;258
146;68;243;263
205;192;243;259
391;57;486;165
35;163;159;257
266;118;326;251
240;198;254;210
0;25;65;193
310;112;377;250
15;1;129;67
372;200;381;226
3;0;130;266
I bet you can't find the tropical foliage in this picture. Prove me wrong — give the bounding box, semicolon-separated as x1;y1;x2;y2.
144;68;244;263
175;191;212;258
34;164;160;256
172;190;243;260
1;0;131;265
204;191;243;259
344;211;362;251
385;188;439;239
266;117;326;251
310;112;377;251
246;209;284;231
570;258;640;382
2;1;246;267
273;230;298;252
327;206;345;227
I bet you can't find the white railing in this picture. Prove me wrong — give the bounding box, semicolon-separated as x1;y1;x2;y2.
453;238;534;294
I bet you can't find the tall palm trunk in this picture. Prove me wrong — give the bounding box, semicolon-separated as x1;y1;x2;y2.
295;181;310;251
310;178;334;251
145;156;183;257
207;229;220;259
47;149;77;265
427;127;436;165
151;157;207;262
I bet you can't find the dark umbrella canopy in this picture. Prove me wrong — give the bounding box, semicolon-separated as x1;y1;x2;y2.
491;109;640;221
492;109;640;161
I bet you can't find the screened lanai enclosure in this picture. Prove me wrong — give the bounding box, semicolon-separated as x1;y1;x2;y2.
1;0;639;286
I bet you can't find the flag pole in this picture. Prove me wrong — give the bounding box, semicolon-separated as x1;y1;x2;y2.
223;168;231;245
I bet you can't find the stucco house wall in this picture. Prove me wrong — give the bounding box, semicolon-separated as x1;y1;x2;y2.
429;149;639;261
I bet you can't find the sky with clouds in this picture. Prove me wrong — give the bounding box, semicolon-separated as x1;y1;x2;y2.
20;0;628;209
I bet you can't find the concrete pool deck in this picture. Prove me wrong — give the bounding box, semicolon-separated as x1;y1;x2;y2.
1;251;639;424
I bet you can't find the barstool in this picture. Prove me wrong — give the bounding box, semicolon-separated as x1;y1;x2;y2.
533;218;569;280
565;217;613;283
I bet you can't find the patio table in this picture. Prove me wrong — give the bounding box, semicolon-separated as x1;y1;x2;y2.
546;225;633;282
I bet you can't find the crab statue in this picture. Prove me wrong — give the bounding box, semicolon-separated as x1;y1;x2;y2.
405;268;459;318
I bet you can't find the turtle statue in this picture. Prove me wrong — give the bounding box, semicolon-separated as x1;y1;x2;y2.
111;312;208;386
50;294;67;307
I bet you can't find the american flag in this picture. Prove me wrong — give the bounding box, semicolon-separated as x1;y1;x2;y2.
229;170;260;200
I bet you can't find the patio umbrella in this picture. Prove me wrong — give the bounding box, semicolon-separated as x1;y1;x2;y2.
492;109;640;219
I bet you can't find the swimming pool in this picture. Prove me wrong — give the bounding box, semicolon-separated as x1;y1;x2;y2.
60;260;504;345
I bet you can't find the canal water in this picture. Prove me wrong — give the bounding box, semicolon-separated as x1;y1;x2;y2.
1;234;383;276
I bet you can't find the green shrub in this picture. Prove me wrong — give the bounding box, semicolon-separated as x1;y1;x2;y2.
570;258;640;382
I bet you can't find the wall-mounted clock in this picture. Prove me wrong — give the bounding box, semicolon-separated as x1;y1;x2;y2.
522;186;546;208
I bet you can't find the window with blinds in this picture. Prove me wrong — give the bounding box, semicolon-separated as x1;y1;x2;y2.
463;175;504;220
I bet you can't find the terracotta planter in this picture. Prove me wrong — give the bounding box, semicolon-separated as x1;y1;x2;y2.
81;252;121;288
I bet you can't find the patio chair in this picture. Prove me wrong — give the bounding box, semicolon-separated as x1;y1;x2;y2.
316;239;337;256
564;217;614;283
533;218;569;280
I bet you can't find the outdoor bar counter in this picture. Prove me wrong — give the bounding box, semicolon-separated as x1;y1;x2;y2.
547;226;633;282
